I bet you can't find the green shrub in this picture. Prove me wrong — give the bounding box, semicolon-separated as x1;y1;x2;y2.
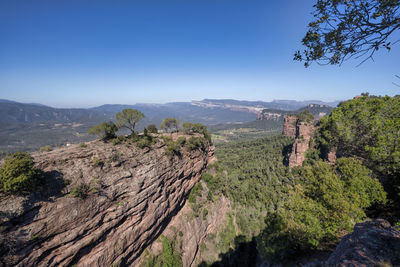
185;137;204;151
296;110;314;123
79;142;87;148
188;182;203;204
91;157;104;168
135;136;153;149
40;145;52;152
112;136;126;145
88;121;118;141
70;183;90;198
0;152;44;194
159;235;182;267
182;123;211;142
176;136;186;147
202;208;208;220
147;124;158;134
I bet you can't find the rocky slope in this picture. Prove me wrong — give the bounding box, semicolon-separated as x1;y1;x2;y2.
0;134;215;267
327;219;400;266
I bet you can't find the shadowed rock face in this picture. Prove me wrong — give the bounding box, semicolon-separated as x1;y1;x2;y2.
0;136;215;267
327;219;400;266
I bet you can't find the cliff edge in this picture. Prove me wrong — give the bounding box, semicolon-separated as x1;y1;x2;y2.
0;134;214;266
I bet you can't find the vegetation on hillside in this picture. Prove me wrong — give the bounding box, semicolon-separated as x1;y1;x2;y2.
0;152;44;194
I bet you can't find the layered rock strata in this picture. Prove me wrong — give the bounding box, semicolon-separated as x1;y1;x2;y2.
0;136;214;267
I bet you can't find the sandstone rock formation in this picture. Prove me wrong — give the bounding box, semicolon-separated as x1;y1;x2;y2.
327;219;400;266
0;135;214;267
286;120;315;168
282;115;297;137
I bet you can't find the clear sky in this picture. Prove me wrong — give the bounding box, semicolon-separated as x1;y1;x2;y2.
1;0;399;108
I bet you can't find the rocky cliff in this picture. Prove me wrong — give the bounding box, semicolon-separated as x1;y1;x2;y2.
327;219;400;266
283;115;315;168
0;134;215;267
282;115;297;137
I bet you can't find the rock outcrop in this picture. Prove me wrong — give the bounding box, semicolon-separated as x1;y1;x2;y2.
283;116;315;168
0;135;214;267
288;121;315;168
282;115;297;137
327;219;400;266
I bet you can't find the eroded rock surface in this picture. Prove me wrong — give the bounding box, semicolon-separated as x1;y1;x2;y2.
0;136;214;267
327;219;400;266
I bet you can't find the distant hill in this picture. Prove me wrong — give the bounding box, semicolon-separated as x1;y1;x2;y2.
0;99;337;153
197;99;339;111
258;104;334;122
0;102;114;124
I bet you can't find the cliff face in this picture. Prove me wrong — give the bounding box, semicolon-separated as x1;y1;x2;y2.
0;135;215;267
283;116;315;168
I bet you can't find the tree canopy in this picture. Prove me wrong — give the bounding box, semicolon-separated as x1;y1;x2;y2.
295;0;400;67
115;109;144;134
0;152;44;194
88;121;118;140
159;118;180;133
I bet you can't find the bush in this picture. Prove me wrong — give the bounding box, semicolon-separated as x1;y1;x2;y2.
88;121;118;141
182;122;211;142
147;124;158;134
188;182;203;204
185;137;205;151
91;157;104;168
69;183;90;198
136;136;153;149
296;110;314;123
176;136;186;147
40;145;52;152
160;118;179;133
0;152;44;194
79;142;87;148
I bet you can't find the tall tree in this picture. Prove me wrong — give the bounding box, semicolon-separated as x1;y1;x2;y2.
115;109;144;134
295;0;400;67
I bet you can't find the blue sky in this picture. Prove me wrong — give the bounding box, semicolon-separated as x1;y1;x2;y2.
1;0;399;107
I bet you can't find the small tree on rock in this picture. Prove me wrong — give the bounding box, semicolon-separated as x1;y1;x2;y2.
146;124;158;134
0;152;44;194
160;118;180;133
88;121;118;140
116;109;144;134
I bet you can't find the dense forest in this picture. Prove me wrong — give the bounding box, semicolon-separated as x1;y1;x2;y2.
183;95;398;265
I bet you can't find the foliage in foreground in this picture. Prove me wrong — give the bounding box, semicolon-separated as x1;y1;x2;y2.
259;158;386;261
317;95;400;197
201;133;387;263
0;152;44;194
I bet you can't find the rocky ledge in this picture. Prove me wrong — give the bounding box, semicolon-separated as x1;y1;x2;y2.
0;134;215;267
327;219;400;266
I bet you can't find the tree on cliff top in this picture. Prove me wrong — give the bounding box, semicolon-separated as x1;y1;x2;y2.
295;0;400;67
160;118;180;133
116;109;144;134
88;121;118;141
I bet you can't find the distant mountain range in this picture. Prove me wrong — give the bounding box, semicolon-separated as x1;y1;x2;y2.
0;98;340;153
